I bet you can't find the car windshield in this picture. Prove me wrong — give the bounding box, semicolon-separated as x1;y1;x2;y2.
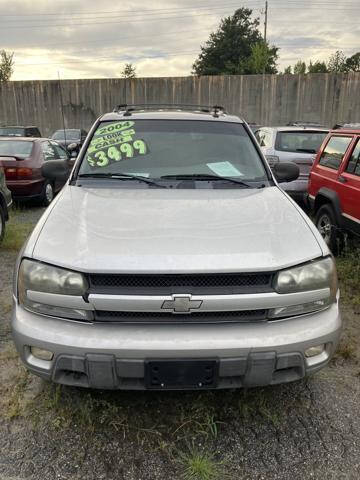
0;140;33;157
0;127;24;137
53;129;80;140
78;120;268;187
276;130;328;153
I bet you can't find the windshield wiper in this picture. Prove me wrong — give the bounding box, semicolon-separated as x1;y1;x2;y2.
295;148;317;153
160;173;255;188
77;173;166;188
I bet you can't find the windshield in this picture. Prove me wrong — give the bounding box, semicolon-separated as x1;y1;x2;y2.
0;140;33;157
52;129;80;140
275;130;328;153
78;120;268;187
0;127;24;137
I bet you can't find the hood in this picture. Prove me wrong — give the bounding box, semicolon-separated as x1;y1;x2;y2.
29;185;323;273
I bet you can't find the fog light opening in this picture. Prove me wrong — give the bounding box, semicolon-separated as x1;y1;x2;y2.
30;346;54;361
305;344;325;358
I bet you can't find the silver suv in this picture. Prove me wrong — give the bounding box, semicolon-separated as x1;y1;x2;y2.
255;126;329;204
11;105;341;390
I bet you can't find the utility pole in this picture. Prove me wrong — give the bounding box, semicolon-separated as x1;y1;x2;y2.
264;0;268;43
262;1;268;74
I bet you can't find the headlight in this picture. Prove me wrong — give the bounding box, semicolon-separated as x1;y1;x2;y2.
18;259;92;321
274;257;337;297
270;257;338;319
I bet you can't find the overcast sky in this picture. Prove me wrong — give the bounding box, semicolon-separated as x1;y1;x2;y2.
1;0;359;81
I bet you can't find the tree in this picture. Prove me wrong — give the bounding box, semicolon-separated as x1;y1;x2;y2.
293;60;306;74
345;52;360;72
192;8;278;75
248;42;278;74
121;63;136;78
0;50;14;82
327;50;347;73
283;66;292;74
308;60;328;73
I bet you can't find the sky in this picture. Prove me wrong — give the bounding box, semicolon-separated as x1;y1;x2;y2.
1;0;359;81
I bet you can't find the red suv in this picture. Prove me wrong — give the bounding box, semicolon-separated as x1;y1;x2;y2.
308;128;360;252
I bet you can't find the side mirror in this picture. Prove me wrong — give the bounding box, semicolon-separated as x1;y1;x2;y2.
41;159;69;181
273;162;300;183
67;142;78;152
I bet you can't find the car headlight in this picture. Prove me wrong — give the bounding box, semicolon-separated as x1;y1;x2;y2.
18;259;92;321
270;257;338;319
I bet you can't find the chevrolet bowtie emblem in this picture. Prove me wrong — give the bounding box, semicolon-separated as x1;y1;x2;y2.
162;295;203;314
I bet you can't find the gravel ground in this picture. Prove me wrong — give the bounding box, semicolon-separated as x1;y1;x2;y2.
0;205;360;480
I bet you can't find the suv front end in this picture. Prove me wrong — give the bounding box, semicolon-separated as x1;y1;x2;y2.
11;106;341;390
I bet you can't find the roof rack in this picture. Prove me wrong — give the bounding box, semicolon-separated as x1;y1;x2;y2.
286;121;327;128
112;103;226;118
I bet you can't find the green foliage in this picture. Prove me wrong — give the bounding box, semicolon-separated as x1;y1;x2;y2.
293;60;306;74
248;42;278;74
179;450;225;480
345;52;360;72
308;60;328;73
336;246;360;309
327;50;347;73
192;8;278;75
121;63;136;78
0;50;14;82
283;65;292;74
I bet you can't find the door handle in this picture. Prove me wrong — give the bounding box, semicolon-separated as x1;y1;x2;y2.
338;175;347;183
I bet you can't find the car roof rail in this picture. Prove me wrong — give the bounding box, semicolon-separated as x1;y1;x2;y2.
112;103;226;118
286;121;327;128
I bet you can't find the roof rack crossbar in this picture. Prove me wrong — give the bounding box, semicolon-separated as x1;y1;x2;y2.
112;103;226;117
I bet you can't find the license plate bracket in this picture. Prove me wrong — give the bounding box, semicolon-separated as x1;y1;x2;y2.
145;359;218;390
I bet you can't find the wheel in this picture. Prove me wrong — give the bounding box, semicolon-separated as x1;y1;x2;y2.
315;204;343;254
0;205;5;243
41;181;54;206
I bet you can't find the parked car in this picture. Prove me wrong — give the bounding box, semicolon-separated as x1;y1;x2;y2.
308;128;360;252
0;126;41;137
51;128;88;151
0;165;12;242
0;137;72;206
255;126;329;204
11;104;341;391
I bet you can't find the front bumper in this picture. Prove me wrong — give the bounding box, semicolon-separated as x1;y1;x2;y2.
12;302;342;390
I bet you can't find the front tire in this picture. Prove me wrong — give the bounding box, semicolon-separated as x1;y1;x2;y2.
315;204;343;254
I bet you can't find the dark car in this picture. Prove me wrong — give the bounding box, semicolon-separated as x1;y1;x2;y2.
0;137;72;205
51;129;88;151
0;126;41;137
0;165;12;242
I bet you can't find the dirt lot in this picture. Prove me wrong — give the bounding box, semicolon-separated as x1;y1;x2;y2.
1;205;360;480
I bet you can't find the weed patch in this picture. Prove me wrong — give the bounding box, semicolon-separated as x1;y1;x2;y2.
178;449;226;480
337;247;360;311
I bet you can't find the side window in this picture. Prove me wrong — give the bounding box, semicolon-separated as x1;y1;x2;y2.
319;136;352;170
41;141;57;161
52;142;68;159
346;140;360;176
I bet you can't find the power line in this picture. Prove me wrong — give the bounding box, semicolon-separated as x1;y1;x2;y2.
6;26;219;51
15;50;201;67
0;9;251;29
0;0;263;16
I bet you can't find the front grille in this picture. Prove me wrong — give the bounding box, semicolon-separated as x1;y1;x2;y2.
94;309;268;324
88;273;273;295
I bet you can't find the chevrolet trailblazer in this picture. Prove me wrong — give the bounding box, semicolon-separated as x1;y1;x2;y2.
11;104;341;390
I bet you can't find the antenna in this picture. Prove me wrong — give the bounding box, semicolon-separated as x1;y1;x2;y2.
58;71;67;146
